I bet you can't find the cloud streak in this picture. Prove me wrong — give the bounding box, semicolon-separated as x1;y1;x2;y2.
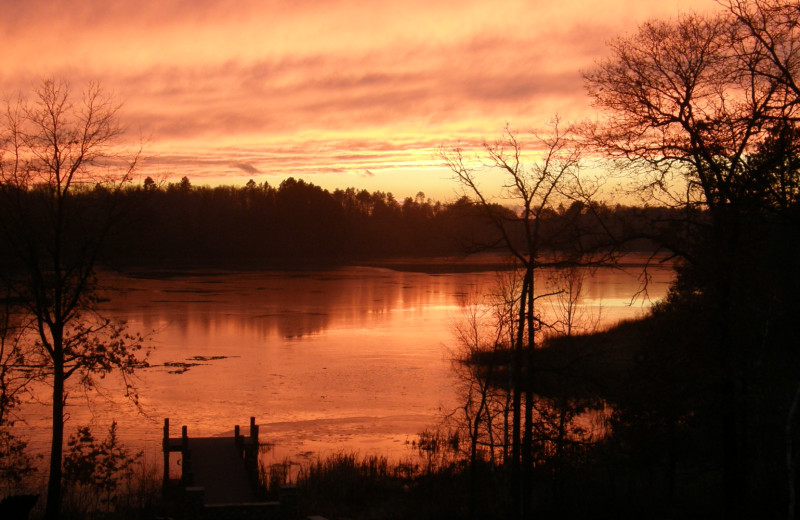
1;0;723;199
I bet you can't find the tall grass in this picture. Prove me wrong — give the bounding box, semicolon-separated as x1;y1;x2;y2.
11;459;163;520
289;449;492;520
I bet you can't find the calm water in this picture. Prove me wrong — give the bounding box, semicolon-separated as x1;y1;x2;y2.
17;258;673;467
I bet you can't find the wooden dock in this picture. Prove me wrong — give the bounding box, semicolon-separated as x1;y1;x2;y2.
162;417;268;507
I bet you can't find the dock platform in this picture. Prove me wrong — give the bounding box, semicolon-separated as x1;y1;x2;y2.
162;417;263;505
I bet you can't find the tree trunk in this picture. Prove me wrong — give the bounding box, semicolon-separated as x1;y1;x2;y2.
511;355;522;518
511;270;532;520
522;265;536;518
715;228;747;520
45;359;64;520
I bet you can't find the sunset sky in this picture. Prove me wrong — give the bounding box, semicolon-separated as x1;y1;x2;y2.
2;0;722;201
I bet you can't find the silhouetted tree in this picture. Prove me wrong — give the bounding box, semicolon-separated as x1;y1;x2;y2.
442;120;609;518
584;3;800;515
0;79;147;519
450;279;518;516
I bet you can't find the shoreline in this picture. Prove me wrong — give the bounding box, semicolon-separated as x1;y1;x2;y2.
105;250;676;278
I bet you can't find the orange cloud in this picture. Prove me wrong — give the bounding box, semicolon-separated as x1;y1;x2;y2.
1;0;723;200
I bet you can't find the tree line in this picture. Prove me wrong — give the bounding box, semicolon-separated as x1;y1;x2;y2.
89;176;679;268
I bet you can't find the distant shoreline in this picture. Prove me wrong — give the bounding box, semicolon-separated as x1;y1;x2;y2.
105;250;676;278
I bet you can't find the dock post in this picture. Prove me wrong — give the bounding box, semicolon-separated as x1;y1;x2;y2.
162;418;170;493
250;416;259;444
180;425;193;486
244;417;260;489
233;424;244;457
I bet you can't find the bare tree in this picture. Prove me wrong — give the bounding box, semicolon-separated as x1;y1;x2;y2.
450;291;508;517
584;4;800;215
720;8;800;516
450;261;607;518
584;3;800;516
452;294;503;470
544;267;601;339
0;79;147;519
442;119;609;518
451;271;526;464
725;0;800;108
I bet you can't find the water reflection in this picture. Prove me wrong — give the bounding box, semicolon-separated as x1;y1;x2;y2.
107;268;484;342
17;263;673;464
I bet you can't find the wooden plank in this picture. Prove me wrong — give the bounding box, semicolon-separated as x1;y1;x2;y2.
187;437;255;505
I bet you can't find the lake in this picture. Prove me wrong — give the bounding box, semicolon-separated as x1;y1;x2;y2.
16;256;674;469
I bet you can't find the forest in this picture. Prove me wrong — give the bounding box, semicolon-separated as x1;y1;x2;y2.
86;177;681;268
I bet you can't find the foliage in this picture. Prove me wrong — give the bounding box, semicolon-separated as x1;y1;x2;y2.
0;426;34;488
62;421;142;512
0;294;36;488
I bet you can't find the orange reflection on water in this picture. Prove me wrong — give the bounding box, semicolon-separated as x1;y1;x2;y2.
16;262;673;467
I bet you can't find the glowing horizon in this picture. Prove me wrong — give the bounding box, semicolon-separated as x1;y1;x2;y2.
2;0;722;201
